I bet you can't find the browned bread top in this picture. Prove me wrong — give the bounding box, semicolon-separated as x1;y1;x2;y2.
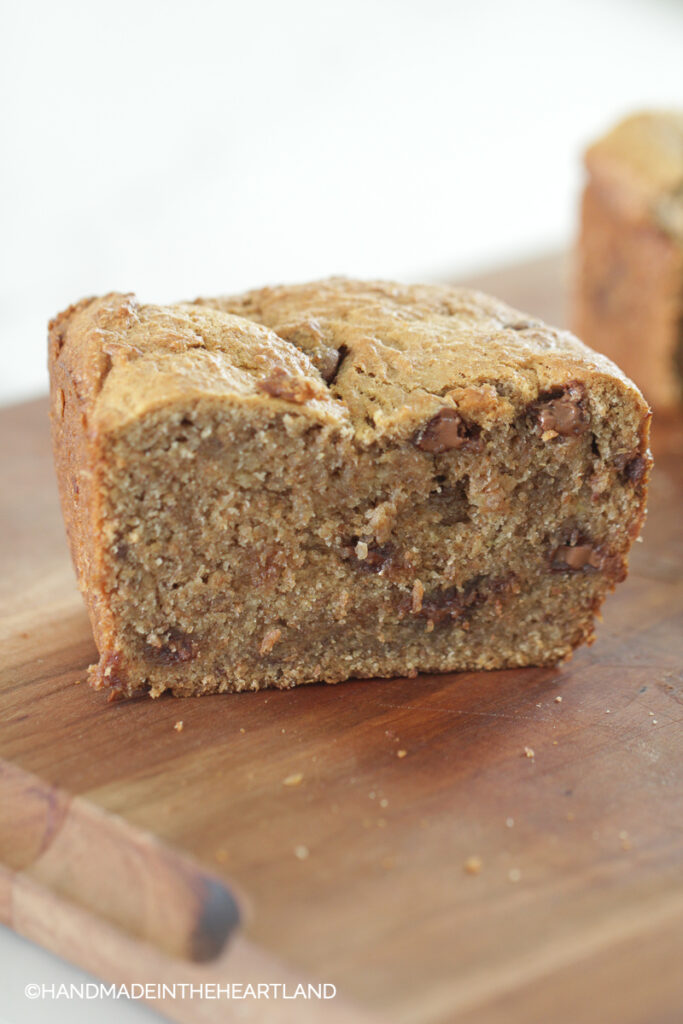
50;279;648;449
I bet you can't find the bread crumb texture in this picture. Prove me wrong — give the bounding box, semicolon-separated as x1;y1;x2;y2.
48;278;652;697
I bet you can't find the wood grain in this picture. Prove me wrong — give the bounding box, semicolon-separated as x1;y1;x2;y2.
0;759;240;962
1;255;682;1024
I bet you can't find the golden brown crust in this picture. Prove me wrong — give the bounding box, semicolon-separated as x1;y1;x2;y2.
195;278;648;445
49;292;343;431
51;281;650;464
49;297;110;656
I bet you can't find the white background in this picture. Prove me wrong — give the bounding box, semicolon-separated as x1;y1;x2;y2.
1;0;682;1022
2;0;683;407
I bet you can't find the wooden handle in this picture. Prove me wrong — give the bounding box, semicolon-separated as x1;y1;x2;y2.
0;760;241;962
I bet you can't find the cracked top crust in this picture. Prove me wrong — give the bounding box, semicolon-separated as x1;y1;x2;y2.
585;111;683;238
49;279;647;446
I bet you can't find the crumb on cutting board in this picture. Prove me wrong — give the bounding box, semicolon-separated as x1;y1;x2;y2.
464;855;482;875
283;772;304;787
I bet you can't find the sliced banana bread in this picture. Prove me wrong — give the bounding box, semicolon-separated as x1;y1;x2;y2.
49;279;651;697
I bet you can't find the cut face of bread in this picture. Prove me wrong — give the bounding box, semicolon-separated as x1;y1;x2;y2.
48;280;651;697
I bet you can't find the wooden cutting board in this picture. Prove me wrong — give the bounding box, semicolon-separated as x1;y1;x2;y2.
1;255;682;1024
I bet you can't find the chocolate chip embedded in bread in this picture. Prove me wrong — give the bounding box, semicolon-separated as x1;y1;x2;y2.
273;319;346;385
358;543;394;574
257;367;318;404
408;574;516;626
624;455;647;484
614;452;647;485
342;539;394;575
146;627;196;665
418;585;473;624
315;343;348;385
550;530;626;581
315;347;343;384
414;409;469;453
535;383;590;437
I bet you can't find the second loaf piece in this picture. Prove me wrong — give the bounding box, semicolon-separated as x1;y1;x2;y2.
575;111;683;410
49;279;651;697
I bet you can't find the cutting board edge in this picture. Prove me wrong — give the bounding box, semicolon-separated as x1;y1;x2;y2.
0;758;242;965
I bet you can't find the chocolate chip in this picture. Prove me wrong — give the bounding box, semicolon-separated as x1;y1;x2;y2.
614;452;647;485
359;543;394;574
274;319;346;385
257;367;318;404
198;433;224;458
431;480;472;526
147;628;196;665
319;344;349;385
342;539;394;575
534;383;589;436
624;456;647;484
414;409;474;453
113;541;129;561
418;585;475;624
407;573;515;625
550;527;625;580
315;347;343;383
